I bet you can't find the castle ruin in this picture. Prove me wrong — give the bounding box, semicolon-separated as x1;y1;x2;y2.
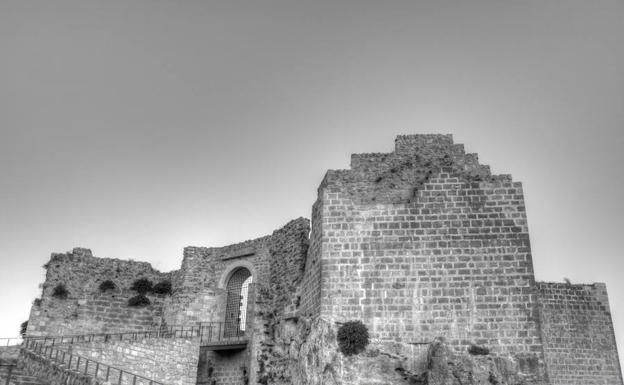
2;134;621;385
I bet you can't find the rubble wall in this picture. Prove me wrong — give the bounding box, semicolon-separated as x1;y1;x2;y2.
27;248;174;336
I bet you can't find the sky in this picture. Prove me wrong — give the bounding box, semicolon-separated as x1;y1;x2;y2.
1;0;623;371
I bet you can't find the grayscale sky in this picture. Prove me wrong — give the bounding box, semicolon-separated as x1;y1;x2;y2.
1;0;623;370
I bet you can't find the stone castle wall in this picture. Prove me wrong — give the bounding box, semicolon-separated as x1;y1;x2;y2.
301;135;545;375
170;218;310;385
69;337;200;385
19;135;622;385
299;200;323;318
28;248;174;336
537;282;623;385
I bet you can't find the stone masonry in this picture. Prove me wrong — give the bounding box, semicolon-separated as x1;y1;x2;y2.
17;135;622;385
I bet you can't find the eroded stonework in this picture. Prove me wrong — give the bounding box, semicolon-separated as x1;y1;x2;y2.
10;135;622;385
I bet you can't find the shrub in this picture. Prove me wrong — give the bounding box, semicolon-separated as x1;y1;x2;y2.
52;284;69;299
468;344;490;355
153;280;172;295
336;320;369;356
130;278;153;294
33;298;42;307
128;294;150;307
98;280;116;292
20;321;28;337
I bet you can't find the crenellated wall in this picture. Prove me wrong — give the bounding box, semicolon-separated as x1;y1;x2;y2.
537;282;623;385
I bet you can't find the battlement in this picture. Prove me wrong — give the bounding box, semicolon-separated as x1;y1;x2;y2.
320;134;509;204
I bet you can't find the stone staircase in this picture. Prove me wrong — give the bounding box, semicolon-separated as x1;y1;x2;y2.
19;334;168;385
0;364;48;385
13;325;205;385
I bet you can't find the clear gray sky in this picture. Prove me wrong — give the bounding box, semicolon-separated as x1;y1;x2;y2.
1;0;622;369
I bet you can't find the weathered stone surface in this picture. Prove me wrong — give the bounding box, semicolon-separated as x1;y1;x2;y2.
424;337;542;385
19;349;102;385
256;317;428;385
28;248;173;337
17;135;622;385
537;282;623;385
69;336;200;385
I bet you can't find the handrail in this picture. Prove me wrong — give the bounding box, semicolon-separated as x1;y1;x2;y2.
25;340;165;385
197;321;248;345
23;321;248;348
0;363;15;385
23;324;196;344
23;326;202;349
0;337;23;347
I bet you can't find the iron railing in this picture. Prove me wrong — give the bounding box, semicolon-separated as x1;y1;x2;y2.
23;326;195;348
23;321;248;348
0;337;23;347
13;322;248;385
198;321;247;346
0;363;15;385
26;341;165;385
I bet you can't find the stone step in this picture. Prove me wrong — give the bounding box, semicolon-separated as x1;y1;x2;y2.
0;366;48;385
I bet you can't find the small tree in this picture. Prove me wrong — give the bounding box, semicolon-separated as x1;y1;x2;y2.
98;280;116;292
153;280;172;295
336;320;369;356
130;278;153;294
128;294;150;307
52;284;69;299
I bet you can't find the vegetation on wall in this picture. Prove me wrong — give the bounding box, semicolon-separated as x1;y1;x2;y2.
98;280;117;292
153;280;172;295
336;320;369;356
52;284;69;299
20;321;28;337
128;294;151;307
130;278;153;294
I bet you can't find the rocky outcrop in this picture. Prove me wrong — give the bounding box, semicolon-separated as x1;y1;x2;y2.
258;317;545;385
257;317;428;385
424;337;544;385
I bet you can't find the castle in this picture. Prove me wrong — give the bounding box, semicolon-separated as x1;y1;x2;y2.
2;135;621;385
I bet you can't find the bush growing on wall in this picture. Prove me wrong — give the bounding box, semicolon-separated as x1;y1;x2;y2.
98;280;116;292
336;320;369;356
153;280;172;295
130;278;153;294
20;321;28;337
128;294;150;307
52;284;69;299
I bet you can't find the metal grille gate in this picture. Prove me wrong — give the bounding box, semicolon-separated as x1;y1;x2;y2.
224;268;252;338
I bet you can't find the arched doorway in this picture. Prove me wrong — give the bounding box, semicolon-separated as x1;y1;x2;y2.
224;267;253;337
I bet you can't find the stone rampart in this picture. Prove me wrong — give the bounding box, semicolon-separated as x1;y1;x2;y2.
28;248;175;336
300;134;547;382
537;282;623;385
